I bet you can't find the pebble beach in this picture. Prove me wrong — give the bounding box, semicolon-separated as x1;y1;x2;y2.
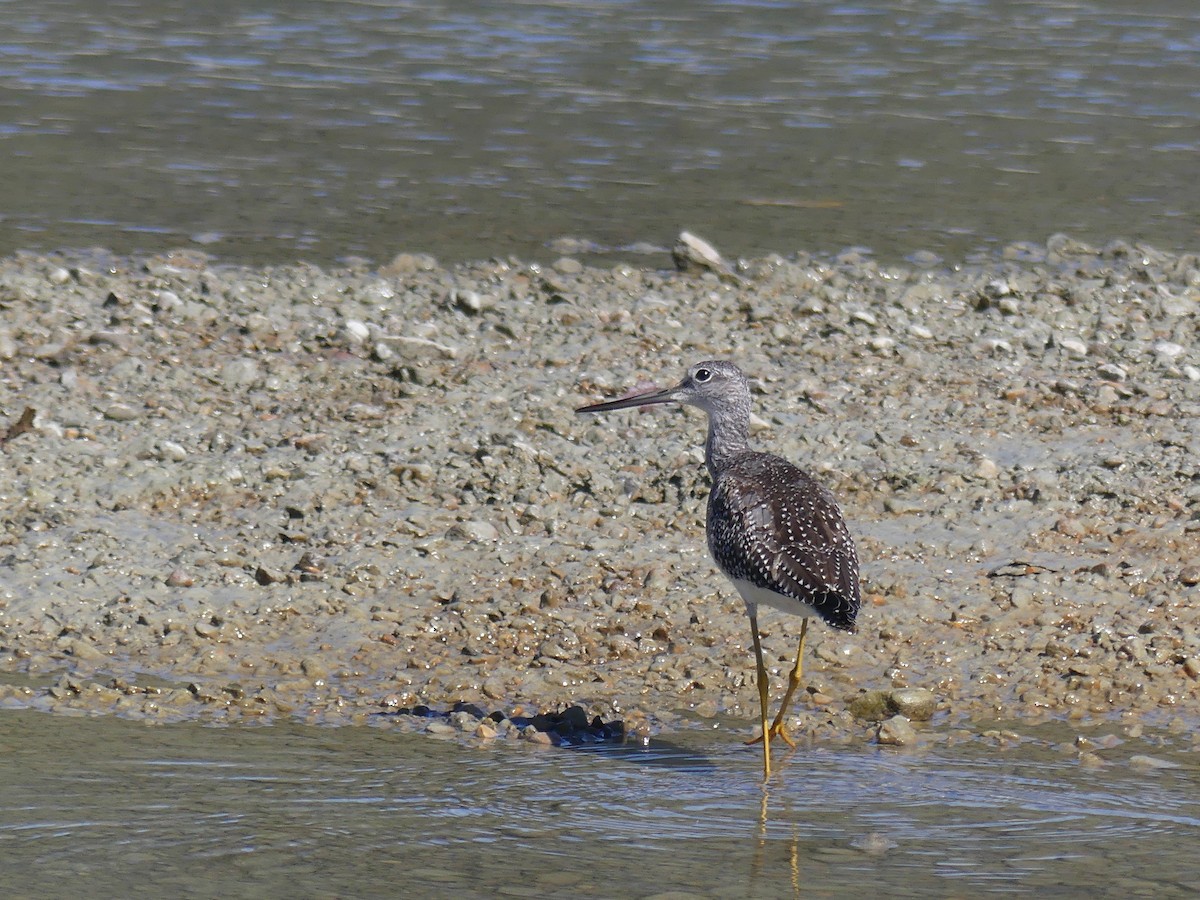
1;234;1198;751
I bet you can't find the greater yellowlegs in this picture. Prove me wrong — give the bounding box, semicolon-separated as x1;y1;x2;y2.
577;360;860;778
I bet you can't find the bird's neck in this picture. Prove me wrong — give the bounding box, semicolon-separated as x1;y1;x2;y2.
704;410;750;477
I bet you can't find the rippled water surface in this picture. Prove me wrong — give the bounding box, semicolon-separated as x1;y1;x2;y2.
0;0;1197;263
2;711;1198;897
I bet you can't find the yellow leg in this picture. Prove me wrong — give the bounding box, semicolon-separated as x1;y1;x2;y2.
746;618;809;751
767;618;809;749
747;612;771;779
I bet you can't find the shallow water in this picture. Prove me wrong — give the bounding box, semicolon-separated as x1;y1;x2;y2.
1;0;1197;264
2;710;1198;898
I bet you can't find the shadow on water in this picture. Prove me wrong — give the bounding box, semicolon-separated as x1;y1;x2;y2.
566;734;719;775
2;710;1199;897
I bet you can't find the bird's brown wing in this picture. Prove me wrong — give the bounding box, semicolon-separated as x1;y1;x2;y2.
707;453;860;630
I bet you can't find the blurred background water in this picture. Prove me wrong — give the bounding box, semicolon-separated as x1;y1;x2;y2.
0;0;1196;264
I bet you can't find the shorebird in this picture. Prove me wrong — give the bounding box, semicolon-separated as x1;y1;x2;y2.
576;360;860;778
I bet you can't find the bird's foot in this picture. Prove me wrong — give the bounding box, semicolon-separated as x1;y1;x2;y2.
744;722;797;750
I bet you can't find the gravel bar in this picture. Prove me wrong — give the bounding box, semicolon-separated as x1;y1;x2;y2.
1;235;1198;750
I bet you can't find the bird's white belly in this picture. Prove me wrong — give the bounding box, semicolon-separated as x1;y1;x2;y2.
729;578;819;620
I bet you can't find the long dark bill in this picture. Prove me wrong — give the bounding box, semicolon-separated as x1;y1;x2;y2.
575;385;679;414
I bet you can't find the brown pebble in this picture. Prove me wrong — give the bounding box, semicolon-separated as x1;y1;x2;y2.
165;568;194;588
523;728;552;745
255;566;283;586
877;715;917;746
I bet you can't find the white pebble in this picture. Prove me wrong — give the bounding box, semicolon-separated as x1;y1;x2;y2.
1153;341;1184;359
974;457;999;479
1058;337;1088;357
343;319;371;344
455;289;485;313
850;309;877;325
908;324;933;339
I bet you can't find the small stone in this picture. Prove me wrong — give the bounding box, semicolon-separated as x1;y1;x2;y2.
1009;586;1034;608
1178;566;1200;586
103;404;140;422
849;690;891;721
1058;337;1088;357
887;688;936;721
522;727;553;745
868;336;895;352
850;309;877;326
454;289;486;314
47;266;72;285
672;230;731;277
475;722;498;740
985;278;1011;298
553;257;583;275
850;832;899;855
300;658;328;680
877;715;917;746
165;568;194;588
343;319;371;344
1128;754;1180;770
194;620;218;638
1077;751;1105;769
974;457;999;479
447;520;499;542
1153;341;1185;358
67;639;107;662
1096;362;1127;381
255;566;284;586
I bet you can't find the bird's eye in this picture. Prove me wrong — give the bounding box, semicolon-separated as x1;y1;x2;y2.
694;367;712;382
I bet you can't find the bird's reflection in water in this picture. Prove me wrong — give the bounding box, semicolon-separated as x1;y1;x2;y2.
753;746;805;898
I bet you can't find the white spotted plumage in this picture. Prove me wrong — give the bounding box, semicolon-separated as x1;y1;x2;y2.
708;451;859;630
